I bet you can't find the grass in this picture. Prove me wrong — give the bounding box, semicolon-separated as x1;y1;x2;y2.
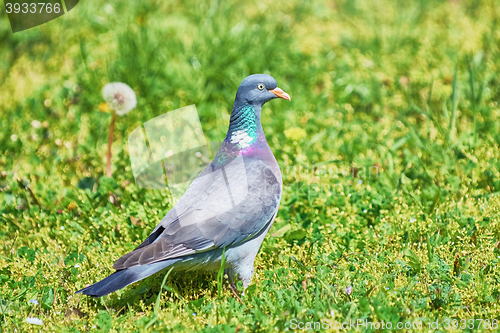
1;0;500;331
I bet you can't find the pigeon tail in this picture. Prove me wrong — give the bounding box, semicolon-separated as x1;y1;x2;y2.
75;259;179;297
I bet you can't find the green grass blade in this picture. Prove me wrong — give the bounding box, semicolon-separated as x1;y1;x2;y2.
145;266;174;330
217;247;226;298
449;64;458;142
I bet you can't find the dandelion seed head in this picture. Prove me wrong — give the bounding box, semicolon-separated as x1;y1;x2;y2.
26;317;43;325
102;82;137;115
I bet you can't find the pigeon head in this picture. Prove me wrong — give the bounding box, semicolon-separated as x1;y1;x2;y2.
225;74;290;150
234;74;291;106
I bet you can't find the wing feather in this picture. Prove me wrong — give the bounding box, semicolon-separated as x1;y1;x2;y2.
113;154;281;270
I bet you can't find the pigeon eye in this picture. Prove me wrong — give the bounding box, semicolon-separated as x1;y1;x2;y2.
257;83;265;91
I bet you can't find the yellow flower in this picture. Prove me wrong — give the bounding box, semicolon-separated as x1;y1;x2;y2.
67;202;77;211
284;127;307;141
98;102;111;112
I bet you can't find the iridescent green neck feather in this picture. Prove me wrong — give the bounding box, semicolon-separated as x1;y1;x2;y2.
226;104;258;149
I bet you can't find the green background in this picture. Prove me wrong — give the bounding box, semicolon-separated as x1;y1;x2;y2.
0;0;500;331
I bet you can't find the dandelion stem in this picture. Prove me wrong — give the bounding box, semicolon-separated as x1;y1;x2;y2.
107;111;117;178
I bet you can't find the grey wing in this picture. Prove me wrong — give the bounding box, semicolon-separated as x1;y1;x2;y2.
113;155;281;270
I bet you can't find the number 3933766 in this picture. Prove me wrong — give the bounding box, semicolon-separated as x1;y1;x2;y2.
6;2;62;14
3;1;80;33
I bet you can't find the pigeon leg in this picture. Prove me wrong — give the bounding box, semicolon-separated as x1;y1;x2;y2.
225;269;244;303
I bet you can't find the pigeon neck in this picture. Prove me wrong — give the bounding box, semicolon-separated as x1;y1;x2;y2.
226;103;264;148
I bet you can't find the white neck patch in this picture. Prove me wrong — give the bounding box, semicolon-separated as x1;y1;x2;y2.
229;129;254;148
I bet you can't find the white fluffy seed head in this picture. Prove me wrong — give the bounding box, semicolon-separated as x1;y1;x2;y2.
102;82;137;115
26;317;43;325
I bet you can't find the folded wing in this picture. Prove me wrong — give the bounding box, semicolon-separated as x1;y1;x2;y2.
113;154;281;270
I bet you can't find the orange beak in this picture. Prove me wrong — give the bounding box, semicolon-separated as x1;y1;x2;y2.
270;87;291;101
